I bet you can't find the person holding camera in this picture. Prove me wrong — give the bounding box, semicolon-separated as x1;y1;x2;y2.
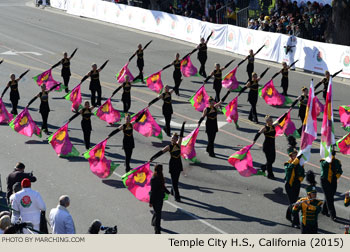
6;162;37;203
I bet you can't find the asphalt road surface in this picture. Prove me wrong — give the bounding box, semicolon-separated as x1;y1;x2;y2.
0;0;349;234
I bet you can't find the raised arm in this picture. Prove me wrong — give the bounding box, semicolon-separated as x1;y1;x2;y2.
254;45;265;56
252;127;265;144
69;48;78;60
51;61;61;69
26;95;39;108
143;40;153;50
178;121;186;146
222;59;235;71
149;145;169;162
98;60;109;72
17;69;30;81
81;72;91;83
204;71;214;83
111;85;123;98
257;67;270;81
205;32;213;44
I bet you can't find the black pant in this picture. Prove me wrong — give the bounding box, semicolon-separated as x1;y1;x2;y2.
151;200;163;234
173;73;182;96
298;113;305;135
91;87;102;106
281;77;288;96
285;182;301;225
123;100;130;113
247;70;253;83
198;56;207;77
170;171;181;201
320;178;337;218
83;129;91;149
263;148;275;177
214;85;221;102
124;148;133;172
206;131;216;155
301;224;318;234
248;102;258;122
11;99;18;115
136;60;144;81
40;111;49;131
164;113;171;137
63;75;70;92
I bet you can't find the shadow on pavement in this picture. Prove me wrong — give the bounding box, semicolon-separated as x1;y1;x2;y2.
102;179;125;189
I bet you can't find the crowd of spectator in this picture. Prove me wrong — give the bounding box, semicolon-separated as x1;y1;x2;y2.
247;1;332;42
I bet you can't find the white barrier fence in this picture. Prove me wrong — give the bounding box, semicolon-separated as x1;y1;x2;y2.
51;0;350;79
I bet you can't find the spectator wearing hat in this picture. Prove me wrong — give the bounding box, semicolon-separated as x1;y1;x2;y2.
292;171;323;234
6;162;36;203
11;178;46;234
284;149;305;228
49;195;75;234
320;150;342;221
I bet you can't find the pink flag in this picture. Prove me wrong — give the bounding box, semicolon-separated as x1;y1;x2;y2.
181;127;200;163
48;123;79;157
228;144;258;177
259;80;291;106
95;98;121;124
298;80;318;165
336;133;350;155
122;162;153;203
33;69;61;91
180;55;198;77
131;108;163;140
9;108;41;137
222;97;239;126
64;83;82;112
0;98;13;124
83;138;119;179
222;67;239;90
189;85;210;112
314;96;324;117
339;105;350;132
116;63;134;83
320;77;335;162
145;71;163;93
274;110;299;137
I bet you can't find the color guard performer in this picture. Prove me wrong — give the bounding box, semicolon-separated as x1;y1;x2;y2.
79;101;94;150
280;62;291;96
148;85;174;137
51;48;78;93
149;122;186;202
297;87;308;135
82;60;109;107
1;70;30;115
314;70;342;100
197;33;212;78
131;41;152;83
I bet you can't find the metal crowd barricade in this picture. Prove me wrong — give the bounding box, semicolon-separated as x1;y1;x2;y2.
236;7;249;27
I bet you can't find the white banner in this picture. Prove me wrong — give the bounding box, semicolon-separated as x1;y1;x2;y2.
50;0;68;10
59;0;349;79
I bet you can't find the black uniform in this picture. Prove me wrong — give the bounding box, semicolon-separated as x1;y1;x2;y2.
136;49;144;81
149;175;169;234
122;123;134;172
122;81;131;113
298;95;308;134
319;78;329;100
213;69;222;102
247;80;259;123
9;80;20;115
281;68;289;96
198;43;207;77
39;91;50;132
81;108;92;149
161;92;173;137
246;55;254;82
61;58;71;93
262;125;276;178
89;70;101;107
173;59;182;95
6;169;37;202
168;143;183;201
205;106;218;156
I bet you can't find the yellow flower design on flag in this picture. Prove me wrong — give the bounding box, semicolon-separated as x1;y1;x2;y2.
266;88;273;96
41;73;49;82
138;113;147;123
95;149;103;159
101;103;109;113
150;74;159;82
134;172;146;183
196;94;203;104
181;59;188;66
73;90;78;100
56;130;66;141
225;72;233;80
19;116;28;126
119;68;125;77
345;136;350;146
327;103;332;120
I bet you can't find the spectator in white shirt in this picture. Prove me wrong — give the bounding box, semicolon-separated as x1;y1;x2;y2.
49;195;75;234
11;178;46;234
